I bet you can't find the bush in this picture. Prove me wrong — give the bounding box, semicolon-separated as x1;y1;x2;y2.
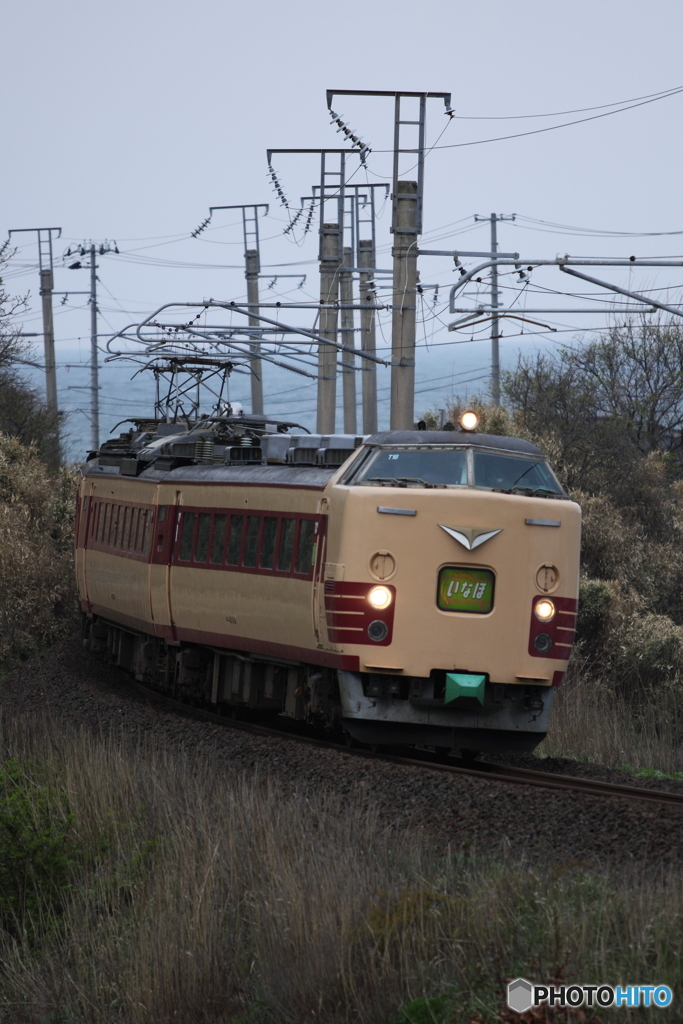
0;759;77;941
0;434;76;669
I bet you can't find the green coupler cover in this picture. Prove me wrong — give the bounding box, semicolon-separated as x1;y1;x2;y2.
445;672;486;705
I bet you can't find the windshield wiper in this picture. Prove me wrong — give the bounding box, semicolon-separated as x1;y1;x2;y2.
509;461;543;487
395;476;436;488
366;476;405;487
366;476;436;488
500;485;559;496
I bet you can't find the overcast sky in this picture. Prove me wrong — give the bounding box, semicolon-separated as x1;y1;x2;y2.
4;0;683;456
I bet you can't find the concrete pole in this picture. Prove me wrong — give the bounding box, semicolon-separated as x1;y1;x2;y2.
245;249;264;415
39;267;59;469
339;246;357;434
317;223;341;434
490;213;501;406
89;245;100;450
390;180;418;430
358;239;378;434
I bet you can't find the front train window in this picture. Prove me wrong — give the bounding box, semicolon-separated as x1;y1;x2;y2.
353;447;468;488
348;445;563;494
473;452;563;494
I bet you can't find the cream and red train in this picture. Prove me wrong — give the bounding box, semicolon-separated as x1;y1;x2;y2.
76;413;581;753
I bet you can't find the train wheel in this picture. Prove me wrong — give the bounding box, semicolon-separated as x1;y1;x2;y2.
459;748;481;763
433;746;452;762
343;729;359;749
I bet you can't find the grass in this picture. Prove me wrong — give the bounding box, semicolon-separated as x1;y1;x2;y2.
539;662;683;776
0;711;682;1023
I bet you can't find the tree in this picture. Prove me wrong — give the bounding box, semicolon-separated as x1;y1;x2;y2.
0;244;60;462
502;316;683;492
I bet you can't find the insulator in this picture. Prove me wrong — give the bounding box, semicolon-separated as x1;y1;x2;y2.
194;437;215;462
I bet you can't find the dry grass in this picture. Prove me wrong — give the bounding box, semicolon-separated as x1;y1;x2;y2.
0;434;75;670
0;713;682;1023
541;663;683;776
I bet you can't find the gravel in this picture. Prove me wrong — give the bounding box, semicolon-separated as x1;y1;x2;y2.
3;636;683;868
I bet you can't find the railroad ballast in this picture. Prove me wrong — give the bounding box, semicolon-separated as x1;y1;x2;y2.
76;409;581;754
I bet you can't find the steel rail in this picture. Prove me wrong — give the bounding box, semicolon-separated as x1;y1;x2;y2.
127;679;683;810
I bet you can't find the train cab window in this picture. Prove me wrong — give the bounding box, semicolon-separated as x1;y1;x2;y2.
260;517;278;569
352;447;468;488
227;515;244;565
243;516;261;567
472;452;563;495
295;520;316;575
211;514;228;564
195;513;211;562
179;512;196;561
278;518;296;572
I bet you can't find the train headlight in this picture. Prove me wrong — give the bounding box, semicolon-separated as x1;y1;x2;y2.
534;598;556;622
459;410;479;432
368;586;392;610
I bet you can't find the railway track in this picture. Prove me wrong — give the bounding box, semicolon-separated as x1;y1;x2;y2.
131;679;683;810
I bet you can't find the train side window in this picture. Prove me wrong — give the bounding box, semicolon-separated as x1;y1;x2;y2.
142;511;153;555
195;513;211;562
295;519;316;575
278;518;296;572
95;503;104;542
103;504;112;545
112;506;121;549
243;515;260;567
135;510;144;553
122;507;133;551
211;514;228;564
226;514;244;565
136;510;145;552
260;517;278;569
179;512;195;561
130;508;140;551
89;502;98;539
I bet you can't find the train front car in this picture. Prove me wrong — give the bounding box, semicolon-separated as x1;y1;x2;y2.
326;426;581;753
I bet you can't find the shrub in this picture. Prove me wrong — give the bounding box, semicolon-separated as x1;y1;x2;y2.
0;434;76;668
0;759;77;941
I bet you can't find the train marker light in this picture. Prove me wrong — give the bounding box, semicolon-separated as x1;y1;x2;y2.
534;598;556;622
459;410;479;432
368;586;392;610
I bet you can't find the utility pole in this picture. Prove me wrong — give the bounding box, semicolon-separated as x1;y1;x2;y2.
64;240;118;450
339;246;356;433
245;249;263;414
390;181;419;429
195;203;268;415
266;149;364;433
474;213;515;405
358;239;378;434
8;227;62;468
317;224;341;433
89;245;99;449
326;91;452;428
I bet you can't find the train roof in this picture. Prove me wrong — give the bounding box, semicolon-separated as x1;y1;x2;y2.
366;430;544;456
82;460;338;488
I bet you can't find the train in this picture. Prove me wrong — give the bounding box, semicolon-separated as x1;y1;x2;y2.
76;409;581;755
